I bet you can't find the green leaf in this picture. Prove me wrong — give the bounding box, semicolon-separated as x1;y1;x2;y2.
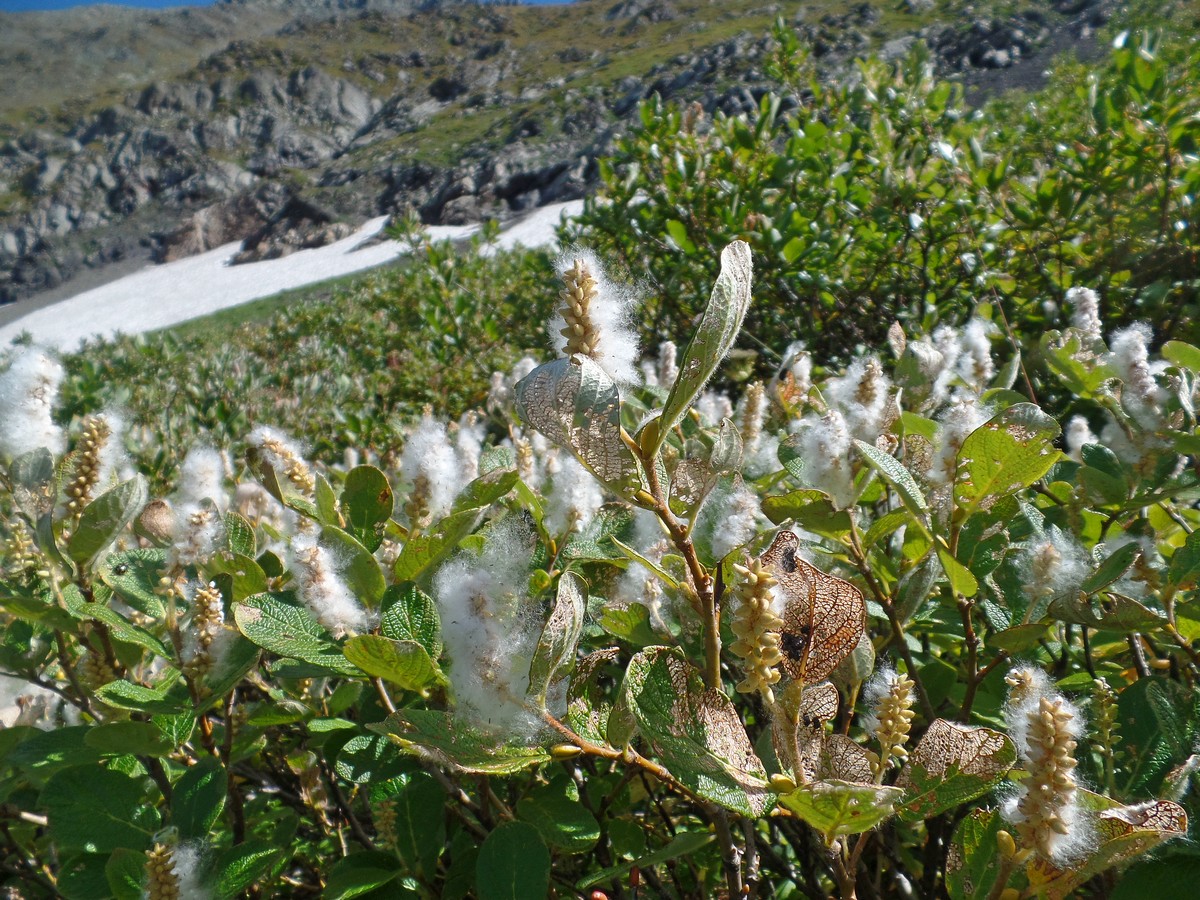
324;851;402;900
204;551;268;601
761;489;852;537
106;848;146;900
946;807;1006;900
854;440;929;519
896;720;1016;821
214;841;284;898
937;546;979;598
988;623;1055;652
223;511;256;558
335;734;411;784
58;853;112;900
172;758;226;840
515;355;638;493
61;585;171;658
1111;856;1200;900
567;648;621;747
517;777;600;853
664;218;696;254
1162;341;1200;371
84;721;172;757
527;572;586;704
341;465;393;552
953;404;1061;521
8;726;101;773
1081;542;1142;594
380;582;442;659
390;774;446;878
776;780;904;840
343;634;442;693
451;468;520;515
93;679;188;716
321;526;386;605
1168;530;1200;590
598;602;660;648
559;504;633;561
619;647;772;816
97;549;167;617
476;822;550;900
394;508;481;582
42;766;159;852
371;709;551;775
641;241;753;455
234;592;358;675
1047;592;1165;631
68;476;149;565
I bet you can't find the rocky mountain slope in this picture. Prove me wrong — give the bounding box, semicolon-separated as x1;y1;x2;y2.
0;0;1121;310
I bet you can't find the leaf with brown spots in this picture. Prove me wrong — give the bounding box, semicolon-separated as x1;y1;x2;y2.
760;531;865;685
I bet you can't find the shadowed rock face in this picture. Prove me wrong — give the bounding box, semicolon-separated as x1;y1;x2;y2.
0;0;1119;309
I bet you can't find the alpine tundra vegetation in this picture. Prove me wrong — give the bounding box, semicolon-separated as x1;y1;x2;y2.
2;4;1200;898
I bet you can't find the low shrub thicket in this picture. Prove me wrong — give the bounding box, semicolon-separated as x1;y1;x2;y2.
1;237;1198;897
565;28;1200;362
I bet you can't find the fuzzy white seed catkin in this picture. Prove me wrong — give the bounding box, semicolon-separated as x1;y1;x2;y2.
177;445;228;509
543;453;605;536
956;318;996;391
247;425;314;494
168;502;225;570
1002;667;1089;864
0;345;66;459
710;483;763;560
792;409;856;509
400;414;461;528
432;519;541;735
929;396;988;489
1064;415;1098;462
657;340;679;388
1066;287;1103;340
693;390;734;426
1021;527;1089;622
1109;323;1166;429
824;356;893;443
550;248;640;386
290;533;372;638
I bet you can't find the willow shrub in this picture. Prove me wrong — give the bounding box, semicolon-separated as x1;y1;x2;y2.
563;28;1200;364
1;239;1198;898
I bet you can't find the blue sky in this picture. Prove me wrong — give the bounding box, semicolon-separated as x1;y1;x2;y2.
1;0;565;10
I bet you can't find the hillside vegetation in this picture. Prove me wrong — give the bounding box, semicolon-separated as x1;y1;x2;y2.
1;3;1200;899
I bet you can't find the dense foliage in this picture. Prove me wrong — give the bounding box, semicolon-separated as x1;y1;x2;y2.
2;22;1200;900
566;28;1200;362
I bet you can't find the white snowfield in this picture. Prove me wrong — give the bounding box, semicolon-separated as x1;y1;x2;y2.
0;199;584;352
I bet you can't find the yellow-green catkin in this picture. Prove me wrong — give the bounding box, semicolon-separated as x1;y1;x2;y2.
728;558;783;703
375;798;398;848
258;433;314;494
144;844;180;900
182;582;225;680
65;415;111;517
77;646;116;690
559;259;601;358
403;473;433;532
869;672;916;781
3;524;41;582
1092;678;1120;790
1015;694;1081;860
740;381;766;447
